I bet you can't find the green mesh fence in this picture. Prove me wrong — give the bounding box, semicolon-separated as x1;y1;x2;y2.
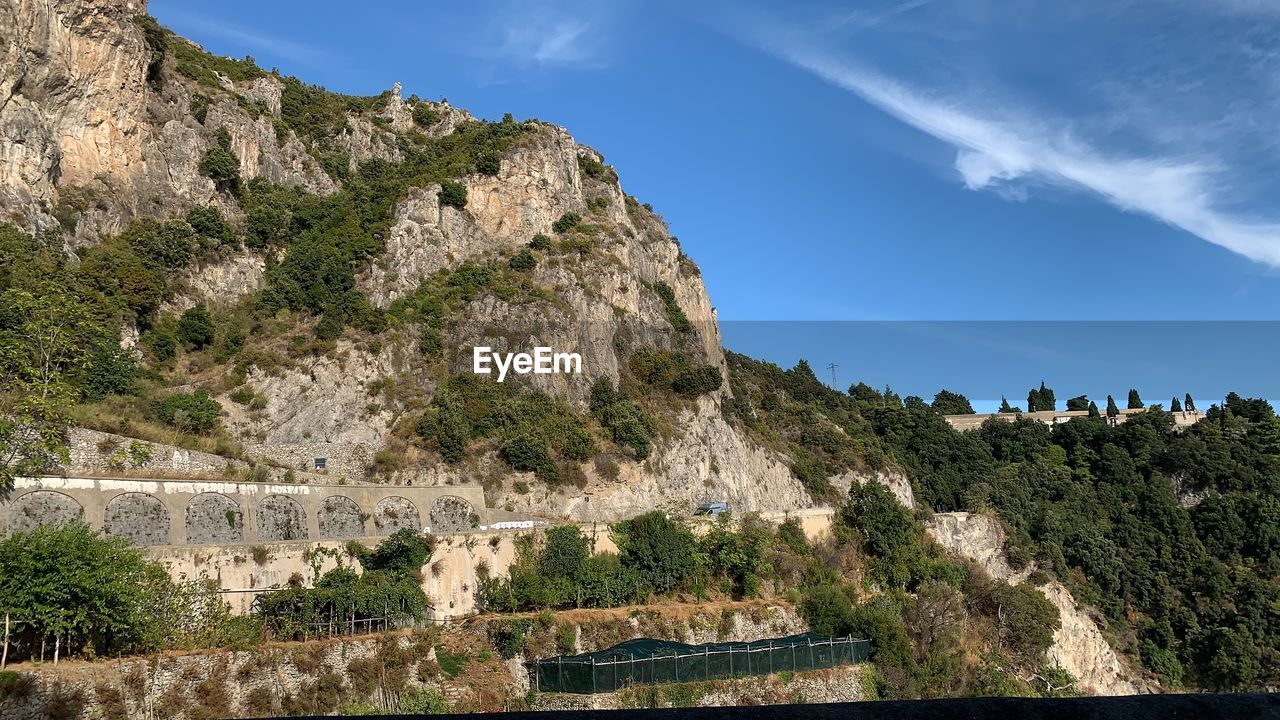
535;632;870;693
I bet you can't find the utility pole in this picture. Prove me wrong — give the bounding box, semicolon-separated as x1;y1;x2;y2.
826;362;838;389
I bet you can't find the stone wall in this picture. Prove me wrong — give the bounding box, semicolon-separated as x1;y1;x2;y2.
1;476;488;547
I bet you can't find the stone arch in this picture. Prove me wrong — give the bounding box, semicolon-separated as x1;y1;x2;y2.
429;495;475;533
186;493;244;544
103;492;170;546
373;496;420;535
318;495;365;539
9;490;84;533
257;494;308;541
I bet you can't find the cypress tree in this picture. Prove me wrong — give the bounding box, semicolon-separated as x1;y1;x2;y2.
1127;388;1143;409
1106;395;1119;418
1185;393;1196;412
1088;401;1100;417
1171;396;1183;412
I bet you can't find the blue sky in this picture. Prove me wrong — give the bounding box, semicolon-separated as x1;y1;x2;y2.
150;0;1280;407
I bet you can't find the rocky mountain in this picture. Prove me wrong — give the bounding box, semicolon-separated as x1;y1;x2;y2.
1;0;812;519
12;1;1275;699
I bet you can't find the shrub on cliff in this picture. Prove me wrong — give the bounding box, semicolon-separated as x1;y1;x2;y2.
439;180;468;209
552;212;581;233
154;389;222;434
199;129;241;194
177;304;215;350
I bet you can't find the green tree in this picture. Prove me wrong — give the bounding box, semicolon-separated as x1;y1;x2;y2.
361;528;435;577
1027;382;1055;412
800;585;855;636
0;400;68;494
931;389;974;415
998;396;1018;413
1171;396;1183;412
552;212;581;233
185;205;236;247
849;382;884;407
1066;395;1089;411
0;283;103;402
1088;401;1100;418
1106;394;1119;418
154;390;222;435
613;511;697;595
1127;388;1143;409
199;128;241;193
0;523;155;661
438;180;468;209
540;525;591;580
1185;393;1196;412
176;304;215;350
508;248;537;272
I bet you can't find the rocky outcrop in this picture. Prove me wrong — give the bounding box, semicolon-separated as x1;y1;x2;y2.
163;250;268;312
226;338;415;480
830;468;916;510
926;512;1027;582
1;0;334;242
925;511;1144;696
493;397;813;521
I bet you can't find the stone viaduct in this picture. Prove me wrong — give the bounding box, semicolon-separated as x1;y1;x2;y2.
1;477;489;547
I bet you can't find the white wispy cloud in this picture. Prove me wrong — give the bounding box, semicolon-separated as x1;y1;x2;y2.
159;10;329;67
500;18;595;66
480;2;617;69
735;20;1280;266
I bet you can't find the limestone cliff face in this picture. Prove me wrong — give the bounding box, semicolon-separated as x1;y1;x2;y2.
1;0;333;244
925;512;1147;696
492;397;813;521
0;0;806;518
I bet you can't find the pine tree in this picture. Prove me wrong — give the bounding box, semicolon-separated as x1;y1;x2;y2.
1171;396;1183;412
1127;388;1143;409
1106;395;1119;418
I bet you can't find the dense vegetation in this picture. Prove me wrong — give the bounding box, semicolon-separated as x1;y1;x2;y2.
0;524;432;662
727;352;1280;690
480;494;1067;699
259;530;434;640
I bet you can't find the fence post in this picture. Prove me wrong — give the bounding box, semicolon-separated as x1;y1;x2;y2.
768;640;772;675
705;647;709;680
808;638;814;669
729;646;733;676
591;656;597;693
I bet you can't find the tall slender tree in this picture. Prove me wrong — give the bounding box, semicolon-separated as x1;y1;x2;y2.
1171;396;1183;412
1127;389;1144;409
1185;393;1196;412
1106;395;1119;418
